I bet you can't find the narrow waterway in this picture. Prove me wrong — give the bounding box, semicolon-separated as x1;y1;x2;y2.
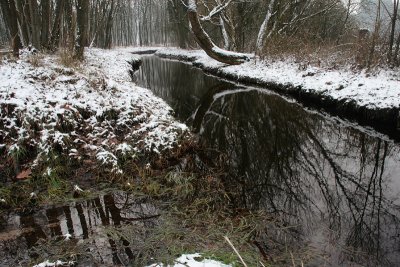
137;56;400;267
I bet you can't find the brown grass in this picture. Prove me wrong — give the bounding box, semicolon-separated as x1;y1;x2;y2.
260;32;389;71
58;48;80;68
27;53;44;67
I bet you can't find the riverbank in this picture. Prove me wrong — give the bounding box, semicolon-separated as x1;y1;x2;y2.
0;48;187;188
0;48;289;266
151;47;400;140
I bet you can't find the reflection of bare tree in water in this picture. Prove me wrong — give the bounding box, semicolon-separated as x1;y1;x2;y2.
193;86;400;266
0;192;160;266
137;56;232;123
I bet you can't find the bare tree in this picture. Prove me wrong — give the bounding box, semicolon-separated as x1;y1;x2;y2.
187;0;249;65
40;0;50;49
387;0;399;64
28;0;40;48
0;0;21;57
75;0;89;60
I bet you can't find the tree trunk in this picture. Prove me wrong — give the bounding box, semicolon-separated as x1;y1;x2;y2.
49;0;65;50
0;0;22;57
256;0;276;54
64;0;75;50
388;0;399;64
0;0;11;33
75;0;89;60
187;0;249;65
14;0;30;46
28;0;41;48
40;0;50;49
393;30;400;65
104;0;115;49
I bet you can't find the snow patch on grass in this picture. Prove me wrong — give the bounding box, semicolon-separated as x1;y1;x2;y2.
0;48;187;175
147;254;232;267
33;260;75;267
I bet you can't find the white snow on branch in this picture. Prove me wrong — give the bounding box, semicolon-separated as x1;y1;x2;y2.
188;0;197;12
256;0;276;52
200;0;233;21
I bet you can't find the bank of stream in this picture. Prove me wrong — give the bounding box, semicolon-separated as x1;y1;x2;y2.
1;51;400;267
155;51;400;141
136;55;400;267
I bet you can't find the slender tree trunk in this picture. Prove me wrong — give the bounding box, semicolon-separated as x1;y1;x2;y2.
0;0;11;33
367;0;381;67
0;0;22;57
388;0;399;64
40;0;50;49
104;0;115;49
64;0;74;50
256;0;276;54
75;0;89;60
28;0;40;48
49;0;65;50
14;0;30;46
393;30;400;65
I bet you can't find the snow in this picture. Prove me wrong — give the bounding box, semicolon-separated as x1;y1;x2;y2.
33;260;75;267
0;48;187;174
156;48;400;110
147;254;232;267
63;233;72;240
73;185;84;192
210;46;251;61
188;0;197;12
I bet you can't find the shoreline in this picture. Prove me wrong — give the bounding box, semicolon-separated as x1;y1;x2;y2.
150;48;400;140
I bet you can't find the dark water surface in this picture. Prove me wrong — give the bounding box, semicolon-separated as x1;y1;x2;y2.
137;56;400;266
0;192;159;266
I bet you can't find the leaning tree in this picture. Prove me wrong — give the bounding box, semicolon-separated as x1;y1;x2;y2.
187;0;249;65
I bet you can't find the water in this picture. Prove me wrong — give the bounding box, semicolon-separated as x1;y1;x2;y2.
137;56;400;266
0;192;159;266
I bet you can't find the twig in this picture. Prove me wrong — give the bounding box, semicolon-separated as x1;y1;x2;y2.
290;251;296;267
224;236;248;267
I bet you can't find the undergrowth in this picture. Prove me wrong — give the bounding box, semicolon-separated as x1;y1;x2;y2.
58;48;80;68
0;138;314;267
260;34;387;71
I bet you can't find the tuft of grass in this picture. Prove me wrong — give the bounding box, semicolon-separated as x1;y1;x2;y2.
58;49;80;68
27;53;44;67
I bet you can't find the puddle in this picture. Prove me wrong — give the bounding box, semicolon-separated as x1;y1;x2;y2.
0;191;159;266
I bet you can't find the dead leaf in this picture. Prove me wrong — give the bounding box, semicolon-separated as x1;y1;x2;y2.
16;169;32;180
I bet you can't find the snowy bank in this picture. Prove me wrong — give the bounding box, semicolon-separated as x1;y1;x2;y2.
154;47;400;139
0;48;187;177
147;254;232;267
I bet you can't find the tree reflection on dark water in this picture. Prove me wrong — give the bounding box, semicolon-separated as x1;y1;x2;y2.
0;192;159;266
137;56;400;266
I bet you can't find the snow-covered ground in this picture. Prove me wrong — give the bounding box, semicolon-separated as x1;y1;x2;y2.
154;47;400;110
33;254;232;267
147;254;232;267
0;48;187;174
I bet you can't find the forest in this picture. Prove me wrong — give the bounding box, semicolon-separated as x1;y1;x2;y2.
1;1;400;267
1;0;400;66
